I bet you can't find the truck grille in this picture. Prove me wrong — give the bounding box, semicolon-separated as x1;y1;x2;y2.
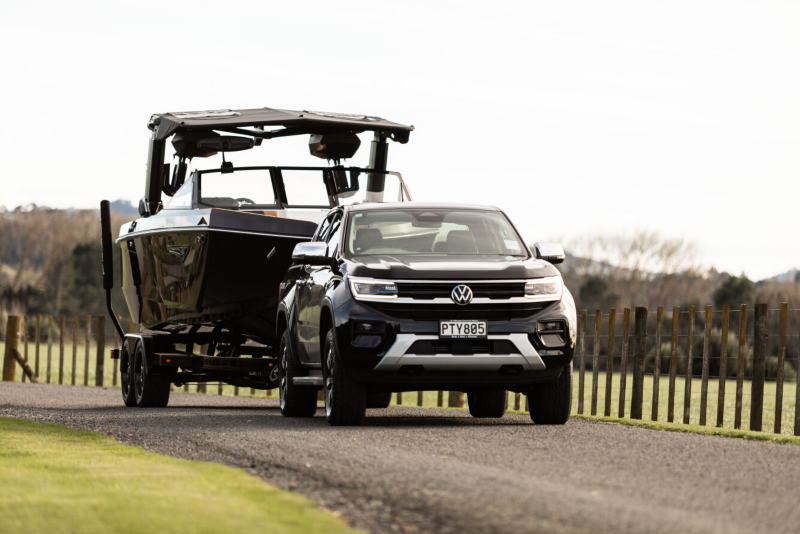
396;282;525;300
363;302;548;321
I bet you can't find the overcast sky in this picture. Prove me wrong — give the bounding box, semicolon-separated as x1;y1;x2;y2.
2;0;798;280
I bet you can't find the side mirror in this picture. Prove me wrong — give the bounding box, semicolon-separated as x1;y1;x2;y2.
534;242;565;264
292;242;333;266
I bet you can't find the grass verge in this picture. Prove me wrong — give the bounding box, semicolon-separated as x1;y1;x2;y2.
0;417;354;534
572;413;800;445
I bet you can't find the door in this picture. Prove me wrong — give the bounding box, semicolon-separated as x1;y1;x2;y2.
301;212;343;364
296;212;335;364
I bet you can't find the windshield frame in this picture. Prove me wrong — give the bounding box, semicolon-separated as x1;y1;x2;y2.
342;207;531;260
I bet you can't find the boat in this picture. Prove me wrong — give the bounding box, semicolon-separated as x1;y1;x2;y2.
109;107;414;349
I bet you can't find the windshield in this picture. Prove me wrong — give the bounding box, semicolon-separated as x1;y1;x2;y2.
344;209;528;259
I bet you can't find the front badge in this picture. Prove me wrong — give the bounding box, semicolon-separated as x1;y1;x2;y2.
451;285;473;305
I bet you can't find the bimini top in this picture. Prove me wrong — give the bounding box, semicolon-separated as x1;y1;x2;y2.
149;107;414;143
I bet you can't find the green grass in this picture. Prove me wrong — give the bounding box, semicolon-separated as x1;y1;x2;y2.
572;414;800;445
0;417;354;534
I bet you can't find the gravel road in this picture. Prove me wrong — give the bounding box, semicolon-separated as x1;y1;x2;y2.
2;382;800;533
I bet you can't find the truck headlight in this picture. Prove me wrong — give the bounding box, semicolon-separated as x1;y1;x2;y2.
350;278;398;300
524;276;562;300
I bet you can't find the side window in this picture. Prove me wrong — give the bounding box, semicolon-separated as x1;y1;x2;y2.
314;214;334;242
326;216;343;257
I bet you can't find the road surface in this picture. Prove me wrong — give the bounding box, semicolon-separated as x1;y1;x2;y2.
2;382;799;533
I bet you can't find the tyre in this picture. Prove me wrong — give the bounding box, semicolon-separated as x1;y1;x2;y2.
278;330;318;417
527;362;572;424
120;339;137;407
366;391;392;409
323;330;366;426
133;338;171;408
467;389;508;418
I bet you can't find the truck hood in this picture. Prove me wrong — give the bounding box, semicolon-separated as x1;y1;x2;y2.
344;255;560;280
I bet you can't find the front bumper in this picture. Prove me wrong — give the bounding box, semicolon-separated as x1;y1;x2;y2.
374;333;545;372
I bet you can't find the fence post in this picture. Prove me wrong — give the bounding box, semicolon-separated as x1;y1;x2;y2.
84;315;91;386
59;315;65;385
749;303;767;432
618;308;631;418
397;392;403;405
35;315;41;380
46;316;53;384
514;392;520;411
668;307;678;423
437;391;443;407
591;310;601;416
652;307;664;421
578;310;587;415
604;309;616;417
2;316;20;381
71;316;78;385
95;316;106;387
734;304;747;429
716;305;730;427
22;316;28;383
631;307;647;420
774;303;788;434
682;306;696;424
448;391;462;408
699;306;712;426
417;391;423;407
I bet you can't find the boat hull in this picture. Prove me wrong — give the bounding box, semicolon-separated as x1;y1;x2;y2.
118;210;316;345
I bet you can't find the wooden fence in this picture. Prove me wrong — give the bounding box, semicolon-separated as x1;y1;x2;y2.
2;304;798;435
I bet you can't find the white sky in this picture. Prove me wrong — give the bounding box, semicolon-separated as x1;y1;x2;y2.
1;0;798;280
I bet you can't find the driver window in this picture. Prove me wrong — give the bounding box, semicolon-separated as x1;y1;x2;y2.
314;214;334;242
326;216;343;257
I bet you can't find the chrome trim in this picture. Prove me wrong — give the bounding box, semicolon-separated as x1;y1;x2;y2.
365;297;557;304
349;276;561;304
373;333;546;372
116;226;312;244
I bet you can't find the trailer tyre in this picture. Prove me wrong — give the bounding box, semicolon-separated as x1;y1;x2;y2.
527;362;572;425
120;339;137;407
467;389;508;418
323;330;366;426
278;331;318;417
133;339;171;408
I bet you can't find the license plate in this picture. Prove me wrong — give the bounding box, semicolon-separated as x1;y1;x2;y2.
439;320;487;339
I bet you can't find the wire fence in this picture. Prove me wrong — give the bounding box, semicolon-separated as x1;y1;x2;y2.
2;305;798;438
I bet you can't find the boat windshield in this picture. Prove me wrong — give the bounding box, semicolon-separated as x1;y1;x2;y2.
344;209;528;259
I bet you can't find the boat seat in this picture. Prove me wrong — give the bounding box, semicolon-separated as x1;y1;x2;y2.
354;228;384;253
445;230;477;253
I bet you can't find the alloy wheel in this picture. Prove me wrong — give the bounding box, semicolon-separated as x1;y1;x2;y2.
134;351;145;399
324;346;334;418
279;344;288;411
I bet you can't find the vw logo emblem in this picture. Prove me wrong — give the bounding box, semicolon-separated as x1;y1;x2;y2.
451;285;473;305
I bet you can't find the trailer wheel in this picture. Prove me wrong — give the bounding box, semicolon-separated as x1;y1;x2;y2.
120;339;137;407
133;339;171;408
323;330;366;426
278;331;317;417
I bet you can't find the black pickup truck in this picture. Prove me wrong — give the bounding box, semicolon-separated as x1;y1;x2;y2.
276;203;576;425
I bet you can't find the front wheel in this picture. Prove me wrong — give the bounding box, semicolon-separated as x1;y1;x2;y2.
527;362;572;424
278;331;318;417
323;330;366;426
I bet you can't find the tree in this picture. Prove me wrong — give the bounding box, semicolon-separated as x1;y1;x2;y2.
712;275;755;308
